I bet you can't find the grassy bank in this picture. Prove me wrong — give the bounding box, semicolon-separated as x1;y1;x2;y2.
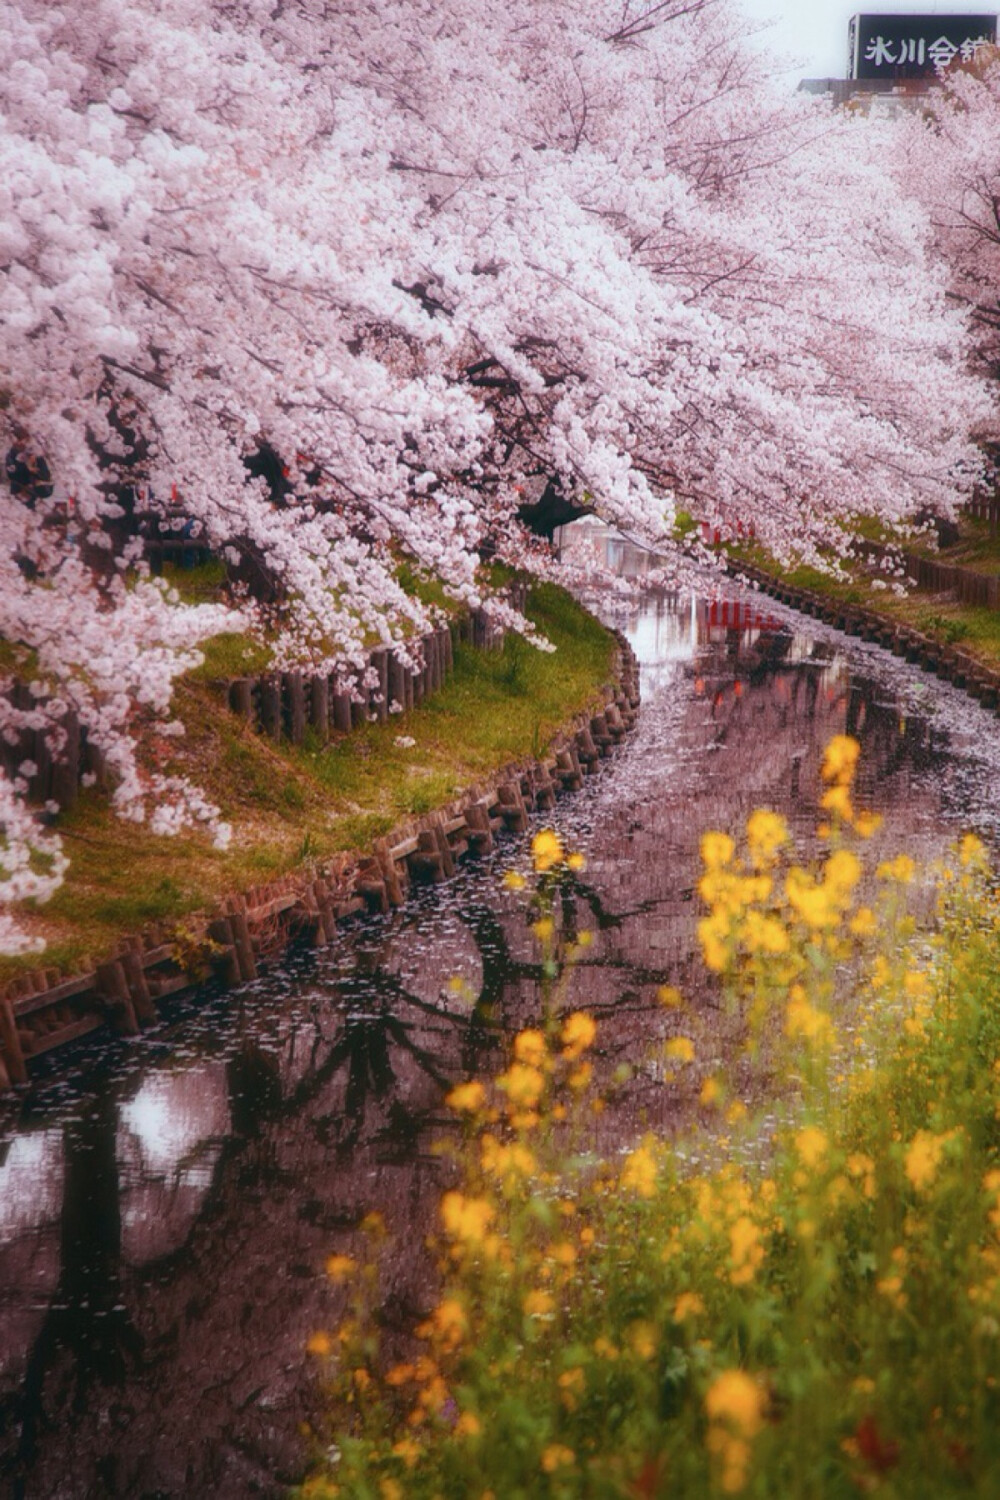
733;513;1000;669
299;740;1000;1500
2;582;616;986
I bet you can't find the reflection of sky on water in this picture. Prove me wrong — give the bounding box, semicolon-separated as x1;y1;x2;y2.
0;1133;63;1243
118;1069;229;1184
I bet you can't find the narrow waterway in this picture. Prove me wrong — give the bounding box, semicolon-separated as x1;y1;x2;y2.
2;558;999;1498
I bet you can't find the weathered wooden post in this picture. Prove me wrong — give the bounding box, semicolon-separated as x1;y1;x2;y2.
310;675;330;740
285;671;307;744
332;686;352;734
259;675;283;740
0;997;27;1086
229;678;255;722
387;652;407;716
370;648;389;724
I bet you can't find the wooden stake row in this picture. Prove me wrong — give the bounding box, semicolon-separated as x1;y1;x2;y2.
0;634;640;1091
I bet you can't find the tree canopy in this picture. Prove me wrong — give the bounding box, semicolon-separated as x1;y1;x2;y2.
0;0;992;948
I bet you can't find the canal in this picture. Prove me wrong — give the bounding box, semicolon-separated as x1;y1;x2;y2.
2;563;999;1497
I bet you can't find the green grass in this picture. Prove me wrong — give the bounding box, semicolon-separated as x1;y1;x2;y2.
734;528;1000;671
1;583;617;984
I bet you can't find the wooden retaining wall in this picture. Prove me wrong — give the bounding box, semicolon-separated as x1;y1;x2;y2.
0;632;639;1093
0;589;527;799
855;541;1000;612
732;560;1000;712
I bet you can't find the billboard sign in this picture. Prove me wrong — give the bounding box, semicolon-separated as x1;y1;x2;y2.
849;13;996;79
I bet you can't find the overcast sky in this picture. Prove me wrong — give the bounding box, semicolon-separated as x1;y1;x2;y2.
732;0;998;83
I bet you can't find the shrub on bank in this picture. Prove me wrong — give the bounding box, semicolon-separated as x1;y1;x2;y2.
300;741;1000;1498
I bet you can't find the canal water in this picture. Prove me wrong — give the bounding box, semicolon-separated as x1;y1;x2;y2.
3;557;1000;1497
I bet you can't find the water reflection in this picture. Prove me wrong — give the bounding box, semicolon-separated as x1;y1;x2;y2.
2;533;999;1495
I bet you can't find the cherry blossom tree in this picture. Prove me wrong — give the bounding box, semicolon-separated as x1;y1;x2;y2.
894;48;1000;386
0;0;991;949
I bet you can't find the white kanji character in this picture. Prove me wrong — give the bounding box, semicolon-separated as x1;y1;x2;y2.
864;35;895;65
864;35;897;66
960;35;991;62
898;38;926;65
928;36;959;70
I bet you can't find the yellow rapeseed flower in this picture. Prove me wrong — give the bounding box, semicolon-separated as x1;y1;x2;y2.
481;1136;536;1179
794;1125;828;1169
392;1437;421;1468
558;1368;586;1410
729;1215;765;1286
523;1288;555;1317
440;1191;495;1246
821;734;860;786
904;1129;949;1191
674;1291;705;1321
541;1445;575;1473
741;909;790;955
698;915;730;973
568;1061;592;1092
561;1010;597;1058
701;831;735;870
531;829;564;873
700;1077;723;1107
785;871;833;929
325;1255;357;1283
877;853;916;884
431;1298;468;1350
621;1142;659;1198
567;851;587;872
514;1028;547;1067
824;848;861;902
820;783;854;822
665;1036;696;1064
850;906;877;937
847;1152;876;1199
746;808;789;865
502;869;526;890
629;1321;658;1359
498;1061;545;1109
445;1080;486;1114
705;1369;765;1436
785;986;834;1046
306;1331;332;1357
960;832;987;870
455;1412;481;1438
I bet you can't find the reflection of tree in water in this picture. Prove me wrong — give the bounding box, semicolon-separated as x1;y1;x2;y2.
3;1088;143;1494
0;617;974;1497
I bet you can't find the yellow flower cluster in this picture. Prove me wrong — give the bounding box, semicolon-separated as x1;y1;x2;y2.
531;828;564;873
440;1191;495;1250
620;1141;659;1198
904;1128;959;1191
705;1370;765;1492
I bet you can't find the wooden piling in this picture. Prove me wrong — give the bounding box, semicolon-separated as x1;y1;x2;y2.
310;675;330;740
285;671;307;744
207;916;242;987
95;959;140;1036
120;946;157;1026
387;652;407;716
332;687;352;734
0;997;27;1085
371;648;389;724
259;675;283;740
229;678;255;722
